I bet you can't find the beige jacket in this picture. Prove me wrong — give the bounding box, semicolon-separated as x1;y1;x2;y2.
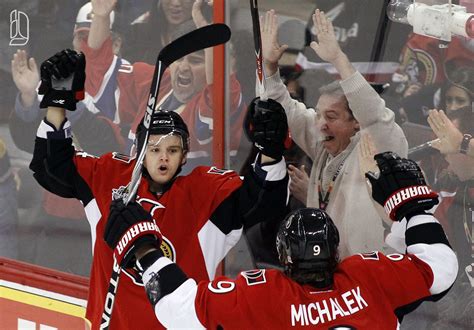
263;71;408;258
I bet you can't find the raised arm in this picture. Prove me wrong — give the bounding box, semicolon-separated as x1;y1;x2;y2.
30;49;86;197
192;0;214;84
88;0;116;50
309;9;355;79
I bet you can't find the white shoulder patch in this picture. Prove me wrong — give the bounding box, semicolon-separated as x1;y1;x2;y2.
241;269;267;286
207;166;234;176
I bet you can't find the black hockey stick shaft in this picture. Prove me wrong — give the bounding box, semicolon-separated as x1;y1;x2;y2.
101;23;231;329
250;0;266;99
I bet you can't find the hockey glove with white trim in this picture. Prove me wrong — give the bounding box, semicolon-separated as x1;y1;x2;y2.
365;152;439;221
38;49;85;111
244;97;291;159
104;200;161;268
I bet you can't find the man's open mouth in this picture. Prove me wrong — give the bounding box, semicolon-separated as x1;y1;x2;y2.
323;136;335;142
177;74;192;87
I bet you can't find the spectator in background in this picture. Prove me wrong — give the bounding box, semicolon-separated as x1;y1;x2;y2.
428;108;474;268
440;66;473;115
0;138;18;259
115;0;210;64
87;0;246;170
260;9;407;258
427;108;474;329
398;66;474;125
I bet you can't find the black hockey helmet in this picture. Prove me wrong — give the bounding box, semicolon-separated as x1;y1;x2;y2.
136;111;190;155
276;208;340;288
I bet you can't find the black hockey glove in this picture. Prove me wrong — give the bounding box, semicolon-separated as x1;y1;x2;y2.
38;49;85;111
104;200;162;268
244;97;290;160
366;152;439;222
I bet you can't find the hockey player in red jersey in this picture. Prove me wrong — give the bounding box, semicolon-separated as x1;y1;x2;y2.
105;151;458;329
30;49;289;329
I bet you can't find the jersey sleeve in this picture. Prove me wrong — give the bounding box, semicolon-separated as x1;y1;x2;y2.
191;160;289;234
142;253;279;329
349;214;457;317
30;118;104;205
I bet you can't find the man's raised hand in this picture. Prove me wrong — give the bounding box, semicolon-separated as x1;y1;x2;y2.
261;10;288;76
11;50;39;107
309;9;344;64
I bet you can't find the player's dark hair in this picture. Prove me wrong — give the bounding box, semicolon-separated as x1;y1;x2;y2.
276;208;340;288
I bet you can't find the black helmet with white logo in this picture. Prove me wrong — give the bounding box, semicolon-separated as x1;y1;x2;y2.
276;208;340;288
136;111;190;155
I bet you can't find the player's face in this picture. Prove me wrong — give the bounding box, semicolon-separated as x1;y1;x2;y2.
161;0;194;25
170;51;206;103
316;94;359;156
144;134;187;185
445;86;470;114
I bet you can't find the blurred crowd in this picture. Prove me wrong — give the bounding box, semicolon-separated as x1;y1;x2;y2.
0;1;472;328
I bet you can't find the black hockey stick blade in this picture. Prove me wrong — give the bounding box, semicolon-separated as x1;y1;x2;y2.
159;23;231;67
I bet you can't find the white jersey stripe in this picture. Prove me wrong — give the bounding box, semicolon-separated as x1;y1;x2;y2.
406;215;458;294
198;221;242;280
84;198;102;254
155;279;204;329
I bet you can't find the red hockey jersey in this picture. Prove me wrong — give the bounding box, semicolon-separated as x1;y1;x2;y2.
74;153;242;328
31;119;289;329
192;254;432;329
146;215;457;329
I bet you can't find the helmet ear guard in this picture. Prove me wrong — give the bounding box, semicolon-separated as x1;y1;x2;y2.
276;208;340;288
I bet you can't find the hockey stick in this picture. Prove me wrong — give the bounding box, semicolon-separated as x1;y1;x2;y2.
250;0;267;101
248;1;292;150
125;23;231;205
100;23;231;329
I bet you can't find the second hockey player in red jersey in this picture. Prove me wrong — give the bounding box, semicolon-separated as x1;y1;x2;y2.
30;49;289;329
105;152;458;329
